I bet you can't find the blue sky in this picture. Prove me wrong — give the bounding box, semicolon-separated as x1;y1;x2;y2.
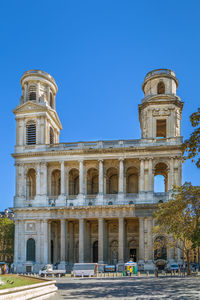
0;0;199;210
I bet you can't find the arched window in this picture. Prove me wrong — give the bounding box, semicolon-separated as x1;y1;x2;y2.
157;81;165;94
154;163;168;192
87;168;98;195
26;169;36;199
106;167;118;194
50;92;54;108
26;122;36;145
51;169;61;196
69;169;79;195
28;85;36;101
26;238;36;262
126;167;139;193
49;127;54;144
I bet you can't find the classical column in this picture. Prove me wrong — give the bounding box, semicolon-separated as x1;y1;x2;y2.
60;219;67;264
139;217;144;261
98;218;104;263
43;220;49;264
118;218;125;263
79;160;84;195
36;163;41;196
41;162;47;195
139;159;145;192
169;157;174;190
36;220;41;264
98;160;104;194
148;158;153;191
61;161;65;195
47;86;50;104
69;222;74;264
178;158;182;186
119;159;124;193
147;217;153;260
79;219;85;263
21;220;26;263
14;220;19;263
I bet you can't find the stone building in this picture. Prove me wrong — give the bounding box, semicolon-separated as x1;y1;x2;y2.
12;69;183;273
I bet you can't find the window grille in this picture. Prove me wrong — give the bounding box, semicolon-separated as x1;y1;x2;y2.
28;85;36;101
26;123;36;145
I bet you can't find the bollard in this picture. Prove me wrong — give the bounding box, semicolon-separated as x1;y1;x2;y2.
137;271;140;276
146;271;149;276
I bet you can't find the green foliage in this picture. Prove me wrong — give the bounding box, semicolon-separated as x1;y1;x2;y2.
0;218;14;261
153;182;200;274
183;108;200;168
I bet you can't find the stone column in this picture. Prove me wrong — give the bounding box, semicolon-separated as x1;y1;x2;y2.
169;157;174;190
148;158;153;191
79;160;84;195
98;218;104;263
69;222;74;264
41;162;47;195
21;220;26;263
178;158;182;186
139;217;144;261
98;160;104;194
47;86;50;104
61;161;65;195
147;217;153;260
36;163;41;196
139;159;145;192
60;219;67;268
43;220;49;264
14;220;19;263
118;218;125;263
79;219;85;263
65;167;69;196
119;159;124;193
36;220;41;264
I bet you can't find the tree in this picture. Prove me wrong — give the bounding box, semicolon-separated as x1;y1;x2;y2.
183;108;200;168
153;182;200;275
0;218;14;263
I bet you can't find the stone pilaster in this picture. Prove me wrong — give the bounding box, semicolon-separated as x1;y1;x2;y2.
79;219;85;263
14;220;19;264
59;219;68;269
147;217;153;260
148;158;153;191
118;218;125;263
37;82;40;102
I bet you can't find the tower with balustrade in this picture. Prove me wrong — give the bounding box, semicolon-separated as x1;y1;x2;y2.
12;69;184;273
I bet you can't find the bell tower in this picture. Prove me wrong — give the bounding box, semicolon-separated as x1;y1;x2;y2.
139;69;183;139
13;70;62;150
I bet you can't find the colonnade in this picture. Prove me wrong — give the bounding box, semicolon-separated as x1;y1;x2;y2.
15;157;182;200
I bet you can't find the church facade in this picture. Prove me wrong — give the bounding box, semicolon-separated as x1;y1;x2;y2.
12;69;183;273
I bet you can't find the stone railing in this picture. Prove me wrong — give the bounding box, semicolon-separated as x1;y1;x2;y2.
144;69;176;80
18;136;182;154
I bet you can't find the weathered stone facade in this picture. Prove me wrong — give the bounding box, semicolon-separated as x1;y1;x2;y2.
12;69;183;273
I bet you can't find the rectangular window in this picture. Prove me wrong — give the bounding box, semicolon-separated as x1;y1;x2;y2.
26;124;36;145
156;119;166;138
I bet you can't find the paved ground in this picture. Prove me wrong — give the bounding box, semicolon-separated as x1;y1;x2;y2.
49;275;200;299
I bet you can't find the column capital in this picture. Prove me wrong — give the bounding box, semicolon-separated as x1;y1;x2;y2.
118;157;124;162
98;159;104;163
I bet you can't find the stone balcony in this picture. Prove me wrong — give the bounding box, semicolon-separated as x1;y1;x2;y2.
15;192;171;208
15;137;183;154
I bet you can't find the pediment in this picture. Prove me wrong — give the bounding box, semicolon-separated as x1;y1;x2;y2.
13;101;47;114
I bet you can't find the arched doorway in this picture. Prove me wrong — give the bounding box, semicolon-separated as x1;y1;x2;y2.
93;241;98;263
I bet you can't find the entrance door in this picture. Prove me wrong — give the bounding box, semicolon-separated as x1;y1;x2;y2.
130;248;137;262
93;241;98;262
